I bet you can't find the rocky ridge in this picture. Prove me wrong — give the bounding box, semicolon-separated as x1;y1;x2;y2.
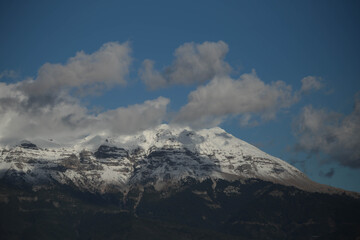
0;124;354;196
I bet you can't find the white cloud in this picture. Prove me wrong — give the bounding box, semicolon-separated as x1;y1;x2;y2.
139;59;167;89
0;70;18;80
21;42;132;97
0;85;89;143
293;94;360;168
97;97;170;135
0;82;169;144
0;42;171;145
174;70;297;128
0;40;327;145
300;76;323;93
140;41;231;89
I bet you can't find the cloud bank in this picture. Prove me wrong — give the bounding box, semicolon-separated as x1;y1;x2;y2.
0;42;169;145
0;39;329;154
174;70;297;127
139;41;231;89
293;94;360;168
0;83;169;144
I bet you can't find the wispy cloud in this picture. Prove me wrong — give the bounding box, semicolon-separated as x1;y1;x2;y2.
319;168;335;178
0;70;18;80
293;93;360;168
300;76;323;94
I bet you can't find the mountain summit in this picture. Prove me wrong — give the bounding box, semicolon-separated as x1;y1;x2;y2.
1;125;359;239
0;124;345;194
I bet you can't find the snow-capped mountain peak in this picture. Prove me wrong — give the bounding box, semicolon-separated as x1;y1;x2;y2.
0;124;345;194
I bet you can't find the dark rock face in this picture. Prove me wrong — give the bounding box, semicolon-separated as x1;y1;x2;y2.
94;145;128;159
0;179;359;240
20;142;38;150
79;150;93;163
136;179;360;240
62;154;80;169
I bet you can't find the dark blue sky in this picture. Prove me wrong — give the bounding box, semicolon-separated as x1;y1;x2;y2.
1;0;359;191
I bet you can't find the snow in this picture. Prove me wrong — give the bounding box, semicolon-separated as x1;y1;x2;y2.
0;124;312;192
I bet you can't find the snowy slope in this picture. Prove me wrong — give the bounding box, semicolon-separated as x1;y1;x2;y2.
0;124;343;194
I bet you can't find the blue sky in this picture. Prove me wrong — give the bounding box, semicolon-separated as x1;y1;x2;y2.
0;0;359;192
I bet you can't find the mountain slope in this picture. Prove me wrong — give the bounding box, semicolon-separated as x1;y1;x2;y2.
0;124;359;239
1;178;359;240
0;124;348;194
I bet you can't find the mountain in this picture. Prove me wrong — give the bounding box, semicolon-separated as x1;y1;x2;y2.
0;124;359;239
0;124;345;193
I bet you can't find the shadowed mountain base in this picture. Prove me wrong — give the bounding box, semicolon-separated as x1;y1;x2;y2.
0;178;359;240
